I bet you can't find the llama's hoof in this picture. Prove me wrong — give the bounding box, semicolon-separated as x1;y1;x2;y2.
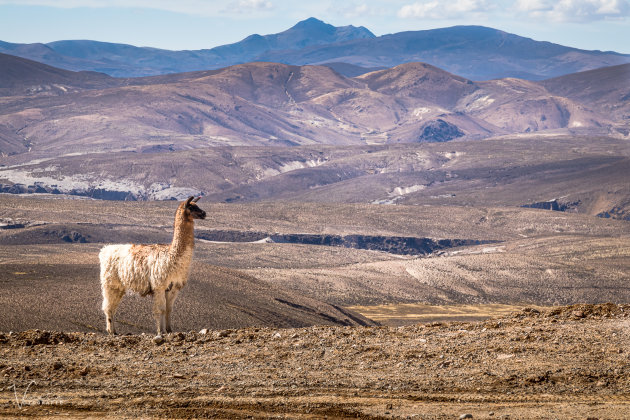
153;335;165;345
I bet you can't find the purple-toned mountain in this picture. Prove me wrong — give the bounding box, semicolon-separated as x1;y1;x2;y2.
541;63;630;124
357;62;477;109
0;52;117;95
260;25;630;81
1;19;628;80
0;18;374;77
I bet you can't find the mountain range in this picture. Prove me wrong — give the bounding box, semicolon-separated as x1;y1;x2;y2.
1;18;629;80
0;50;629;220
1;52;628;159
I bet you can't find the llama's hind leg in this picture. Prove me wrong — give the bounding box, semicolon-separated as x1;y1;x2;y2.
165;286;181;333
102;285;125;335
153;289;167;336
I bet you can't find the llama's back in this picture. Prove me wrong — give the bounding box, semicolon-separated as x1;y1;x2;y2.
99;243;171;295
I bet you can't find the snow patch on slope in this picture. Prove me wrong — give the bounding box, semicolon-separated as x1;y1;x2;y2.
458;92;495;112
260;158;327;179
391;185;426;196
372;184;427;205
412;107;433;119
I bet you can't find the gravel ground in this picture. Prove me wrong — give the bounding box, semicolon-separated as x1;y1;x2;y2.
2;303;630;419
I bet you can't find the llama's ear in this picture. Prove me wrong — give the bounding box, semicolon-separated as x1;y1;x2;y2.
185;196;194;206
192;196;201;203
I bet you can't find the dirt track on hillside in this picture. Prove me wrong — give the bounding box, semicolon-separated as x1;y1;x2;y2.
2;304;630;419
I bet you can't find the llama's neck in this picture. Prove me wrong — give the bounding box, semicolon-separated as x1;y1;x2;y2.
169;206;195;258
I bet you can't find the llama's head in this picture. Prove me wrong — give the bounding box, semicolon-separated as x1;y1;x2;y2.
184;196;206;220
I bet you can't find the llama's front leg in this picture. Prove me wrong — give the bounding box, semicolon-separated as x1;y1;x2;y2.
102;285;125;335
153;289;167;336
165;286;181;333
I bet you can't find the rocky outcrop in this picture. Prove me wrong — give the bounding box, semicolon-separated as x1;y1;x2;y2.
417;119;465;143
196;230;269;242
522;199;580;212
271;234;491;255
597;206;630;221
195;230;496;255
0;183;135;200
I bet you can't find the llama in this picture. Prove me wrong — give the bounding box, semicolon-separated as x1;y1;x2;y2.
99;196;206;336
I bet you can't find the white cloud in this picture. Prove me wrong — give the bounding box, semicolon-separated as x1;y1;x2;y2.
0;0;205;9
398;1;438;19
342;4;371;17
515;0;552;12
396;0;629;21
398;0;491;19
327;2;383;18
4;0;628;24
515;0;630;21
0;0;273;16
224;0;274;14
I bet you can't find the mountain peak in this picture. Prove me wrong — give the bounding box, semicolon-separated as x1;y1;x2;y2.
292;17;330;29
286;17;336;37
288;17;375;39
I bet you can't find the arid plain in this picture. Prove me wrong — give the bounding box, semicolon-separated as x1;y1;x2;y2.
2;132;630;417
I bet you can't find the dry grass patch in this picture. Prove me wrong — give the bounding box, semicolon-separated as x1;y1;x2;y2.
347;303;548;326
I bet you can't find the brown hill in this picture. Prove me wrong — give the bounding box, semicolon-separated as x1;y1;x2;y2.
0;251;374;333
357;62;477;109
0;52;117;96
0;59;625;161
0;196;382;333
0;123;27;155
456;78;608;132
540;63;630;135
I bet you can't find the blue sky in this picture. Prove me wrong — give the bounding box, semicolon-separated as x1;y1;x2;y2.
0;0;628;53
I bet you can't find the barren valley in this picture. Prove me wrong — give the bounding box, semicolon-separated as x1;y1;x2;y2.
2;191;630;417
2;128;630;418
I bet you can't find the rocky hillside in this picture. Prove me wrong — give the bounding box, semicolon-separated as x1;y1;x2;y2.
541;63;630;125
0;56;625;160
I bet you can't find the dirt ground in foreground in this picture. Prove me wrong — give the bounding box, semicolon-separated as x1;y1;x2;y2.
1;304;630;419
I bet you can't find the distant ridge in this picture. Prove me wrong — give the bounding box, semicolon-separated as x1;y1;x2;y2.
259;25;630;81
0;18;374;77
0;52;115;92
1;19;628;80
